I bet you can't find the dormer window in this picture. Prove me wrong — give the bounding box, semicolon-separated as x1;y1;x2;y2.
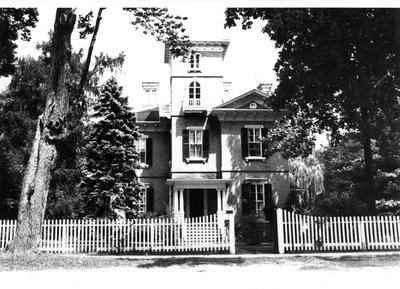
189;53;201;70
188;81;201;106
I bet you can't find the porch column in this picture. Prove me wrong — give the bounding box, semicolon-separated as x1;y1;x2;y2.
173;189;179;215
222;188;228;212
168;186;172;211
217;189;222;214
179;189;184;215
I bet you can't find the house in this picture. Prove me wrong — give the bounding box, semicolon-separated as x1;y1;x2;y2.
134;40;290;223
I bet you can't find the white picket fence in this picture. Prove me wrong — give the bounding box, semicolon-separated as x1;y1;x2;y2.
276;208;400;253
0;213;235;254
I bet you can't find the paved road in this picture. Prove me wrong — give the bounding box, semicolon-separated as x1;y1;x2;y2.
1;259;398;289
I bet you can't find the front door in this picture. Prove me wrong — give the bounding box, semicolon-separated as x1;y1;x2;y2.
189;189;204;218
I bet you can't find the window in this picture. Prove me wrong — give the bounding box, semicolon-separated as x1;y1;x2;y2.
182;129;209;162
188;81;201;106
134;138;153;167
138;186;148;214
250;184;265;217
138;185;154;213
241;127;268;160
248;128;262;157
189;53;200;69
189;130;203;158
242;183;273;220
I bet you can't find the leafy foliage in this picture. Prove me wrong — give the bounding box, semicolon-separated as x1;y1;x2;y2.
81;78;142;218
313;136;400;216
290;155;324;194
77;10;95;39
264;112;316;159
0;36;125;219
226;8;400;214
285;154;324;213
123;8;191;57
0;8;38;77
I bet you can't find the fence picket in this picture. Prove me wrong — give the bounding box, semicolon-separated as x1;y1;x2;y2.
277;210;400;253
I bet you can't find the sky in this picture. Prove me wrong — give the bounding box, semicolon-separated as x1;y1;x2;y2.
2;1;396;149
0;4;280;110
2;1;398;110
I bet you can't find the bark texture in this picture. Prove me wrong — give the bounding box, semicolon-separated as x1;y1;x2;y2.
7;8;76;253
361;107;376;215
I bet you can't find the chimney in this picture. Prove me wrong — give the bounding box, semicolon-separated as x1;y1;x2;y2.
257;83;272;96
223;81;231;102
142;82;159;106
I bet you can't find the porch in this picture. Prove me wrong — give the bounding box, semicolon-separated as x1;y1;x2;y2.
166;179;233;219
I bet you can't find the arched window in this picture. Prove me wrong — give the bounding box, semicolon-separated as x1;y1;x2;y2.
189;53;200;69
189;81;201;106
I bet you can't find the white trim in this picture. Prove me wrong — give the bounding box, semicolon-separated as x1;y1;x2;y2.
245;124;264;129
167;179;232;190
245;156;266;162
186;126;204;130
185;157;207;163
244;178;269;184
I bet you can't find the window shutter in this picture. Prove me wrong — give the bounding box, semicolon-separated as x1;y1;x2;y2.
241;128;248;159
203;130;209;159
146;187;154;212
261;128;269;158
182;130;189;161
263;184;274;221
242;183;250;216
146;138;152;166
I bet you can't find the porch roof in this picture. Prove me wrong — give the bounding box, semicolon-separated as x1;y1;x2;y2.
166;178;233;190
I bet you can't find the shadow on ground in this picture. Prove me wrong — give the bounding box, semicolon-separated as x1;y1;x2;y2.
136;257;246;268
313;254;400;268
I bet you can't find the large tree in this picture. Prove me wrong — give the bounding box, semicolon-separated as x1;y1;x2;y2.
226;8;400;215
81;78;141;219
7;8;190;253
0;34;126;220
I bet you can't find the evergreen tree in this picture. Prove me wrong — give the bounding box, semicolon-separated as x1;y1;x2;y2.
0;38;125;219
82;78;141;219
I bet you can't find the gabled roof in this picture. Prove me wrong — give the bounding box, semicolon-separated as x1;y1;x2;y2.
214;89;271;110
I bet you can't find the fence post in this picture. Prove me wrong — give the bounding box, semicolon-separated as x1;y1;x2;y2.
226;210;235;254
276;208;284;254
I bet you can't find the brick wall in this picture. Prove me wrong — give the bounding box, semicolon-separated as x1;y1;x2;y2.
170;116;222;178
136;130;170;215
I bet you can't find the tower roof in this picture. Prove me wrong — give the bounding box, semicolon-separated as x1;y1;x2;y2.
164;40;230;63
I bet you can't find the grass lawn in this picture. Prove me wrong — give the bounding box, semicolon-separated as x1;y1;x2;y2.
0;252;399;271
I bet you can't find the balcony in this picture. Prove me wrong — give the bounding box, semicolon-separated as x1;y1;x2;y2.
182;97;207;114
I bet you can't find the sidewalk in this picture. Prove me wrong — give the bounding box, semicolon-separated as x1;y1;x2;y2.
87;243;400;260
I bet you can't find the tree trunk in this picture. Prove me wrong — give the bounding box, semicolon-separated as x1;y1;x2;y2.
77;8;105;97
361;107;376;215
7;8;76;253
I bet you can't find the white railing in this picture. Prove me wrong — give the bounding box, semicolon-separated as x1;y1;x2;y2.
188;98;201;107
276;208;400;253
0;213;235;254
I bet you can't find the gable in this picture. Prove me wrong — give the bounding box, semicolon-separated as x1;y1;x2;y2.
237;99;270;110
214;89;271;110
